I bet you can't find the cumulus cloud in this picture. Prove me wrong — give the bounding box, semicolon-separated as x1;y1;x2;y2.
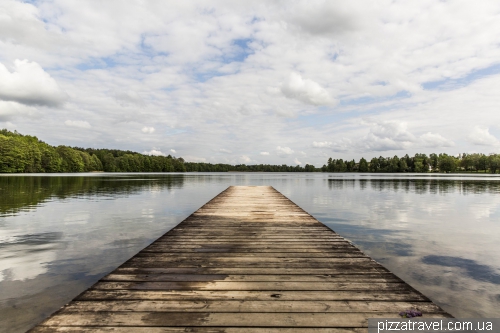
170;149;176;153
3;1;500;164
0;60;65;107
293;158;302;165
313;141;332;148
280;73;335;106
467;127;500;146
420;132;455;148
219;148;232;153
64;120;91;129
260;152;270;156
184;155;207;163
114;91;145;107
330;138;353;152
239;155;252;163
0;121;16;130
276;146;294;156
286;1;362;36
356;120;415;152
0;101;38;121
143;149;165;156
141;127;155;133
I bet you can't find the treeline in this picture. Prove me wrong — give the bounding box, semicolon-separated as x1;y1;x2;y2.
0;130;316;173
4;129;499;174
323;153;500;173
0;130;186;173
185;163;316;172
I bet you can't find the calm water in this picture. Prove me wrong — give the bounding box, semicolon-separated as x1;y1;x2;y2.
1;173;499;332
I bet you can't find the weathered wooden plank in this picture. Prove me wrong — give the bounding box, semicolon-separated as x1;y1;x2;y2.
76;290;429;301
144;244;357;249
177;224;331;228
163;234;338;238
40;312;451;327
101;273;399;282
30;327;367;332
179;222;326;226
142;246;359;253
142;248;357;253
110;267;391;275
124;261;382;269
170;225;331;228
135;252;368;258
126;257;373;264
61;300;445;313
154;239;349;243
92;281;411;291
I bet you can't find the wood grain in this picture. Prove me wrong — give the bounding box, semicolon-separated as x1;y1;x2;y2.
28;186;452;332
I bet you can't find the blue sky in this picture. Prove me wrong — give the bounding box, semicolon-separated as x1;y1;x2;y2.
1;0;500;166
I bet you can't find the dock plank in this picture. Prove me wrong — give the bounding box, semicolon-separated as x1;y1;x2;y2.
29;186;452;332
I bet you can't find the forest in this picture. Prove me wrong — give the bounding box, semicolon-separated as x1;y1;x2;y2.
1;129;499;173
0;130;314;173
323;153;500;173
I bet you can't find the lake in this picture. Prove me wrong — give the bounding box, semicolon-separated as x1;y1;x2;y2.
1;172;499;332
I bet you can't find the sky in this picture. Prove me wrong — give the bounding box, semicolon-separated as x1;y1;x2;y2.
1;0;500;166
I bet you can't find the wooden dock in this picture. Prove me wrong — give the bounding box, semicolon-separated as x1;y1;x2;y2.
30;186;451;332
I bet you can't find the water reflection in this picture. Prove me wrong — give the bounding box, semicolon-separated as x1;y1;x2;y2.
0;174;185;217
422;255;500;285
318;176;500;318
0;232;63;248
327;178;500;194
0;173;499;332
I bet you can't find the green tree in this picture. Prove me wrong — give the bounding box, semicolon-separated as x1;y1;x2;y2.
387;156;399;173
57;146;85;172
429;153;438;172
335;159;346;172
358;157;368;172
488;155;500;174
40;144;63;172
438;154;457;173
398;158;408;172
478;154;488;172
369;157;379;172
0;135;31;172
414;161;428;173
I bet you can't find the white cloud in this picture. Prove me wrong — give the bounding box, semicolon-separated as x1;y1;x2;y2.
313;141;332;148
280;73;335;106
114;91;145;107
293;158;302;165
420;132;455;148
286;2;361;36
141;127;155;133
143;149;165;156
0;121;16;130
239;155;252;163
219;148;232;153
357;120;415;152
0;60;65;106
467;127;500;146
184;155;207;163
330;138;353;153
3;1;500;164
170;149;176;153
64;120;91;129
0;101;38;121
276;146;294;156
260;151;270;156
